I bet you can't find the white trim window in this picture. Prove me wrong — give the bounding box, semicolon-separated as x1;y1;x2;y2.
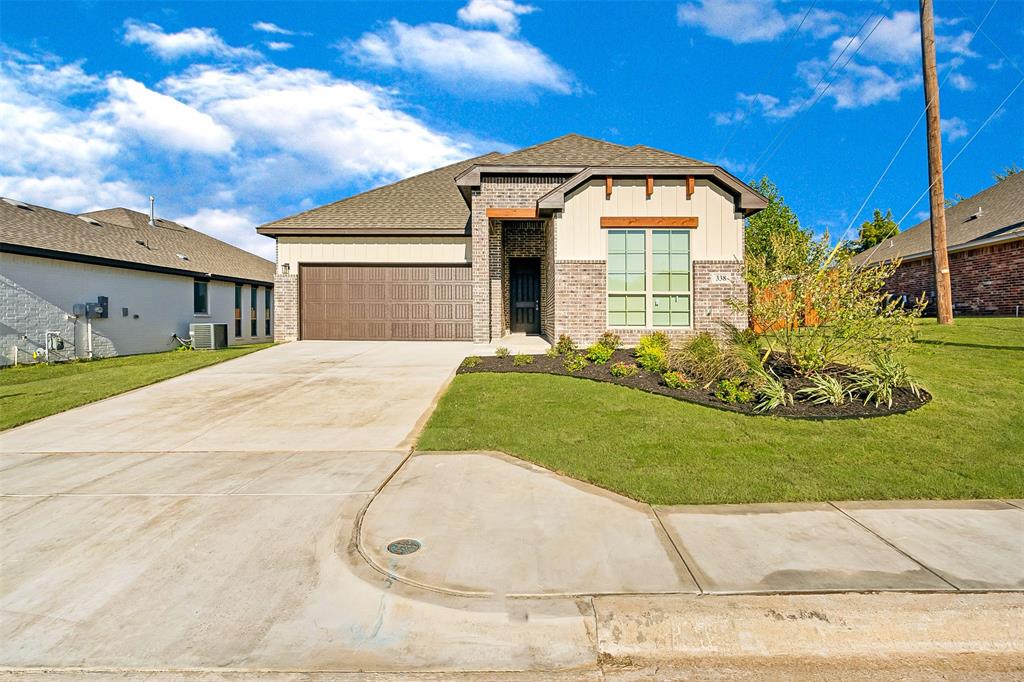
606;229;692;328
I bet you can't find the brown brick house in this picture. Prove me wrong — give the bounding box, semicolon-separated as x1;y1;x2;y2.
853;172;1024;316
257;134;767;345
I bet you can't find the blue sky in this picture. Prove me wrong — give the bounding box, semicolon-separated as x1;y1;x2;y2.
2;0;1022;260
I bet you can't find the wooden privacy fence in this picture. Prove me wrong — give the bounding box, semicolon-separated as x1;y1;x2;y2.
750;280;821;334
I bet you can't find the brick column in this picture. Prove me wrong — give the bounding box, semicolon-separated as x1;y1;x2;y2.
273;273;298;342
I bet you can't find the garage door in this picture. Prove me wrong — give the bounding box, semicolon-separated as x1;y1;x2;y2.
299;264;473;340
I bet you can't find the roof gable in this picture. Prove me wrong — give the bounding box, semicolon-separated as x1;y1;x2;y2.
602;144;710;167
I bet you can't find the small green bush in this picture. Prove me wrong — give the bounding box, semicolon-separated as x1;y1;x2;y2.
609;361;638;378
661;371;694;390
513;353;534;367
585;343;615;364
461;355;482;368
849;352;921;408
563;352;589;374
544;346;559;358
636;331;670;354
635;346;668;373
797;374;850;405
597;331;622;350
554;334;577;356
669;332;747;389
495;346;510;359
714;377;755;404
754;372;792;413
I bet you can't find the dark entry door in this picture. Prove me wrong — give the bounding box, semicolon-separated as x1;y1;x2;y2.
509;258;541;334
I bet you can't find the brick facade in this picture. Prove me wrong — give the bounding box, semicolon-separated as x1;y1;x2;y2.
551;259;747;346
885;239;1023;315
470;175;567;342
273;273;298;342
501;220;547;335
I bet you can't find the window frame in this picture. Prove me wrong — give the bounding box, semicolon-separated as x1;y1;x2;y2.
250;286;258;336
605;228;693;329
234;284;242;338
265;288;272;336
193;279;209;316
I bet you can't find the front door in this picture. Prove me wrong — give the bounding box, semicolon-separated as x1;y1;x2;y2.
509;258;541;334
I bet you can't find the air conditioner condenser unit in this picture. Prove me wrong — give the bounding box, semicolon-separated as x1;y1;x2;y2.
189;323;228;350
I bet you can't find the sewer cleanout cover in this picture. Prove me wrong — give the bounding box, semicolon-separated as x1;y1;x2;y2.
386;538;422;555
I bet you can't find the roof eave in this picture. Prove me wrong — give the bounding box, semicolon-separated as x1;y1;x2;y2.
537;166;768;215
256;226;471;237
856;230;1024;267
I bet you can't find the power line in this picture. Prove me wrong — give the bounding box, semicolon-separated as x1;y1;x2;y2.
716;0;818;160
749;3;887;178
840;0;1000;244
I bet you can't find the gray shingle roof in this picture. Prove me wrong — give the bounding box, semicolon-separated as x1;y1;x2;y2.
0;199;275;284
854;172;1024;265
257;134;721;233
257;152;503;233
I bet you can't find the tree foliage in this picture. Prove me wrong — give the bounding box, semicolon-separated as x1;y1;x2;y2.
855;208;899;253
993;163;1022;182
745;176;811;272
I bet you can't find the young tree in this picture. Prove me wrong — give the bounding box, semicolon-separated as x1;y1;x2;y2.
745;176;811;271
855;209;899;253
993;163;1022;182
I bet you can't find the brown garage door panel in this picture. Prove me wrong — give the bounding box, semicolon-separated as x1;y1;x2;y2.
300;265;473;340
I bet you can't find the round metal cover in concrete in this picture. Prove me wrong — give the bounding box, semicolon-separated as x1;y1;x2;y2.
387;538;422;555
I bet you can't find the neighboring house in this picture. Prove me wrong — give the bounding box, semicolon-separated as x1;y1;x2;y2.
1;199;275;365
853;173;1023;315
258;133;767;345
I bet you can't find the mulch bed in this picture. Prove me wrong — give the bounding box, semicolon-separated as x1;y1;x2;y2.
457;349;931;420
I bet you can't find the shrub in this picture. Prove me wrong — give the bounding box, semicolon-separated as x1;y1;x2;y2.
745;229;924;374
563;352;589;374
669;332;746;388
797;374;849;405
461;355;482;368
661;371;694;390
609;361;638;378
714;377;755;404
544;346;559;358
513;353;534;367
597;331;622;351
754;373;793;413
637;331;670;354
495;346;510;359
585;343;615;364
849;352;921;408
554;334;577;356
635;346;668;373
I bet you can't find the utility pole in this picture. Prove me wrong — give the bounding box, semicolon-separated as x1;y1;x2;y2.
919;0;954;324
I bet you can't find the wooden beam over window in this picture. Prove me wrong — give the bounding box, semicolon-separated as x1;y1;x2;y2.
686;175;695;199
646;176;654;197
605;176;613;198
486;208;538;219
600;217;699;228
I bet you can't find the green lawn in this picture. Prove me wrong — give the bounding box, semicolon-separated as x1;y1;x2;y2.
418;318;1024;505
0;344;272;431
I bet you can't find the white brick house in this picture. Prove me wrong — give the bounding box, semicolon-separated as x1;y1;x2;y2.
257;134;767;346
1;199;275;365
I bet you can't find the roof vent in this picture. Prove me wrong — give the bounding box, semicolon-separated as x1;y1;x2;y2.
967;206;984;221
78;216;102;227
2;198;33;210
149;195;156;228
176;253;189;261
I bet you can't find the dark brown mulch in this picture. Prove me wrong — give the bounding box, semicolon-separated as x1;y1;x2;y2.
457;349;931;420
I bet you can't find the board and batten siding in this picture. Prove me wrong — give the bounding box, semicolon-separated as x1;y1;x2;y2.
276;236;471;273
553;178;745;261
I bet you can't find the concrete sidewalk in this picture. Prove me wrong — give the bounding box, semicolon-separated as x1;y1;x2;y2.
360;451;1024;596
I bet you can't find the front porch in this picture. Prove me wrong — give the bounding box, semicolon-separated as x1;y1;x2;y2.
488;218;555;342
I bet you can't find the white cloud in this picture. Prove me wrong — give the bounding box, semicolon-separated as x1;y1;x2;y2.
175;207;275;260
457;0;537;35
987;58;1005;71
941;116;968;142
99;77;235;154
677;0;789;43
123;19;259;61
737;92;806;119
799;59;917;110
830;11;919;65
345;19;574;94
949;72;975;91
252;21;295;35
265;41;293;51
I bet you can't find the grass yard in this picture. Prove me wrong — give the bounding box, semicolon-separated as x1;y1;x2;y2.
418;318;1024;505
0;344;272;431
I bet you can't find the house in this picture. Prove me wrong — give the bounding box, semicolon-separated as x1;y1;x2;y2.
0;198;275;365
257;133;767;346
853;173;1024;315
